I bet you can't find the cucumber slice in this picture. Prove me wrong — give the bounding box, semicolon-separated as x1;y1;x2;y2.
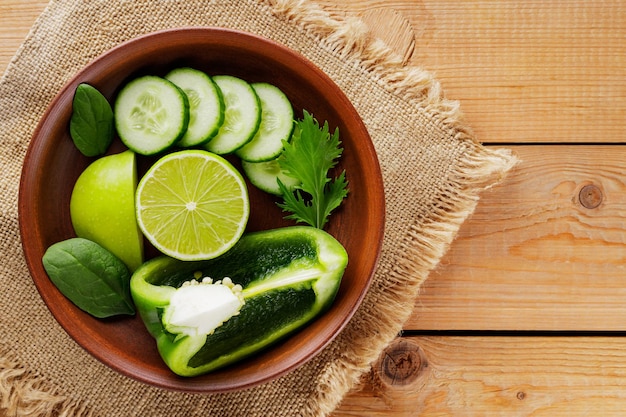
241;158;300;196
235;83;295;162
115;75;189;155
165;68;225;147
204;75;261;155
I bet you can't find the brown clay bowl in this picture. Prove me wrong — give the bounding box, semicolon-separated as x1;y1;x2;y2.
19;27;385;392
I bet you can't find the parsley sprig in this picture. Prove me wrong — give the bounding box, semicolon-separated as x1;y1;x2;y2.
277;111;349;229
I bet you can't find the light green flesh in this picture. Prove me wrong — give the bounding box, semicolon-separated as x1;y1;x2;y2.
115;76;189;155
235;82;294;162
204;75;261;154
241;159;300;196
165;68;224;147
241;265;323;298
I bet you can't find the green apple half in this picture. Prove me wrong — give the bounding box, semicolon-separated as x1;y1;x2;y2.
70;149;144;271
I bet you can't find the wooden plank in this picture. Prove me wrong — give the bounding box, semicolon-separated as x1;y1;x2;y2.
0;0;48;74
4;1;625;144
333;335;626;416
407;145;626;331
316;0;626;144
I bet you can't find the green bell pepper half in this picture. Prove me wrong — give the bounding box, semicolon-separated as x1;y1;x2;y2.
130;226;348;377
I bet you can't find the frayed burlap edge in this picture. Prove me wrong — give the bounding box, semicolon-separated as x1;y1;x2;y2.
266;1;517;415
303;154;515;417
0;347;94;417
0;0;95;412
0;0;517;416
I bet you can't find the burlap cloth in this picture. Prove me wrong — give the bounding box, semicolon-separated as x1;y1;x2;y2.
0;0;516;415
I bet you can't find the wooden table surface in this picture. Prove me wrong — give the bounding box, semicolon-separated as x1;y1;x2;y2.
2;0;626;415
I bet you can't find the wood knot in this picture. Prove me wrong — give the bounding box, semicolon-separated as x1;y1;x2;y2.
579;184;602;209
376;339;424;386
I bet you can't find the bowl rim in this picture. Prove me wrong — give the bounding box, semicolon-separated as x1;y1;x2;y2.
18;27;385;392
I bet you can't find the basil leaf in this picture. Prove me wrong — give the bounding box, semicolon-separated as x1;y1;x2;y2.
42;238;135;318
69;83;114;157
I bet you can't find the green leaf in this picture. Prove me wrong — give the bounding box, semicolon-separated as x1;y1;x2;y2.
69;83;114;157
42;238;135;318
320;170;349;228
277;111;348;229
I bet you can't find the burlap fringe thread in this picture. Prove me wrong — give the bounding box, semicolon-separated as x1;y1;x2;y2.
0;0;516;416
279;2;516;415
0;350;93;417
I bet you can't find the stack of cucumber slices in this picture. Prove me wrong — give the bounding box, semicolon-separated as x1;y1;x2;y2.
114;67;298;195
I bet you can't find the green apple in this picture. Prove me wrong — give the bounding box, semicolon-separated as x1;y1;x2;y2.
70;149;144;271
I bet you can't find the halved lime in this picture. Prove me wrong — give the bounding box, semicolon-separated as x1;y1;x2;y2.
135;150;250;261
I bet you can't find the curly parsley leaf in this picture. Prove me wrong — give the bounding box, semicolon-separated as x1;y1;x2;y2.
277;111;348;229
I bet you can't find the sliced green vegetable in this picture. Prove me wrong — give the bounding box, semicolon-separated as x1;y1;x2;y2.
277;111;349;229
204;75;261;154
42;238;135;318
69;83;114;157
235;82;294;162
114;75;190;155
130;226;348;376
165;67;225;147
241;158;300;196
